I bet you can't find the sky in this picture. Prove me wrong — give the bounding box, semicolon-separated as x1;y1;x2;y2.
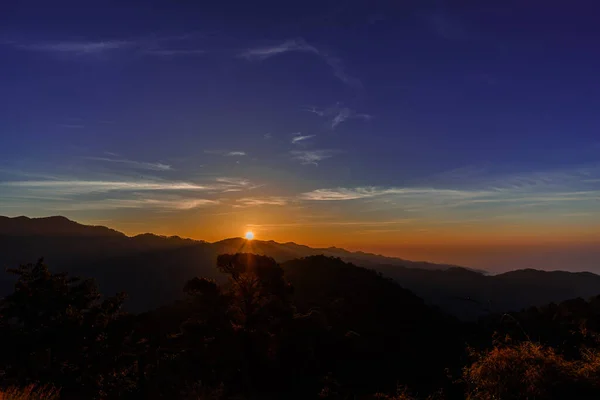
1;1;599;272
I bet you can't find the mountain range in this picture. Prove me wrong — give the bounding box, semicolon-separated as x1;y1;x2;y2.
1;215;599;318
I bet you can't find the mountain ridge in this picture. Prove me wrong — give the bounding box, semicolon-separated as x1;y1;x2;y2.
0;215;474;272
1;215;599;318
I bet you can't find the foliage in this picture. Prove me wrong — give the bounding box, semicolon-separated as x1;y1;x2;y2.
0;385;59;400
3;254;600;399
463;337;600;399
0;259;135;399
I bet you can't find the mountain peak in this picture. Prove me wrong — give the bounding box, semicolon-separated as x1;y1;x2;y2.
0;215;124;237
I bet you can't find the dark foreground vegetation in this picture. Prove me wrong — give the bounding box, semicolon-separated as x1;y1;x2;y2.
1;254;600;399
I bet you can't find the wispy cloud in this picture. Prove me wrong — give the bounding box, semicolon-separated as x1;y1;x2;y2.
6;34;205;58
321;54;362;88
300;187;490;201
204;150;247;157
291;133;316;144
52;197;219;211
240;38;361;88
57;123;85;129
235;197;288;207
141;49;206;56
240;39;318;60
215;177;251;187
85;156;172;171
246;219;413;229
13;40;134;54
304;104;371;129
1;180;210;194
291;150;338;166
0;176;254;195
298;165;600;217
0;175;256;212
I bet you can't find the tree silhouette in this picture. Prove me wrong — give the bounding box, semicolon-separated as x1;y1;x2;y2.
3;254;600;399
0;259;134;399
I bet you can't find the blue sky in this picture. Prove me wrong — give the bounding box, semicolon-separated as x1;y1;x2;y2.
1;1;599;270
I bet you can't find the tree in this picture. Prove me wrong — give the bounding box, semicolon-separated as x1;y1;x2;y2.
216;253;294;333
0;259;135;399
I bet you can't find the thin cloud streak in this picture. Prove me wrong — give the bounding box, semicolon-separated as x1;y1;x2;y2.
240;38;361;88
299;174;600;214
50;198;219;211
6;34;206;57
85;156;172;171
1;176;254;195
204;150;247;157
291;150;338;166
240;39;318;60
57;123;85;129
14;40;133;54
291;134;316;144
304;104;371;129
141;49;205;56
0;176;252;211
235;197;288;207
246;219;413;229
1;180;211;193
301;187;491;201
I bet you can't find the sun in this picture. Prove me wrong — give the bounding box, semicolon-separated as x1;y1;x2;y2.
245;231;254;240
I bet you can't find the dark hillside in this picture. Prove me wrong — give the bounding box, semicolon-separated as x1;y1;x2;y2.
283;256;464;395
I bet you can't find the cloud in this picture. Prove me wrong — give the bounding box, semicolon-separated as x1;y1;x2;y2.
291;133;316;144
291;150;338;166
297;165;600;217
85;156;172;171
235;197;288;207
6;34;205;58
52;197;219;211
240;39;318;60
240;38;361;88
215;177;251;187
321;54;362;88
0;175;257;212
57;123;85;129
331;108;351;129
141;49;206;56
301;187;490;201
1;180;210;194
204;150;247;157
0;176;254;195
303;106;326;117
304;104;371;129
246;219;413;229
13;40;134;54
263;133;272;139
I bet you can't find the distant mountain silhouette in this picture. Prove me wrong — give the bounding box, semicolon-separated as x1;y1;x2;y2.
1;215;599;317
211;236;474;271
0;215;469;271
0;215;124;237
375;264;600;319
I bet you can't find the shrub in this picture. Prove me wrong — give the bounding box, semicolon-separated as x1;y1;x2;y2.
0;385;60;400
463;338;600;399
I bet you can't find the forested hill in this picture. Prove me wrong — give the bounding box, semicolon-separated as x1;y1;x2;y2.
2;253;600;399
